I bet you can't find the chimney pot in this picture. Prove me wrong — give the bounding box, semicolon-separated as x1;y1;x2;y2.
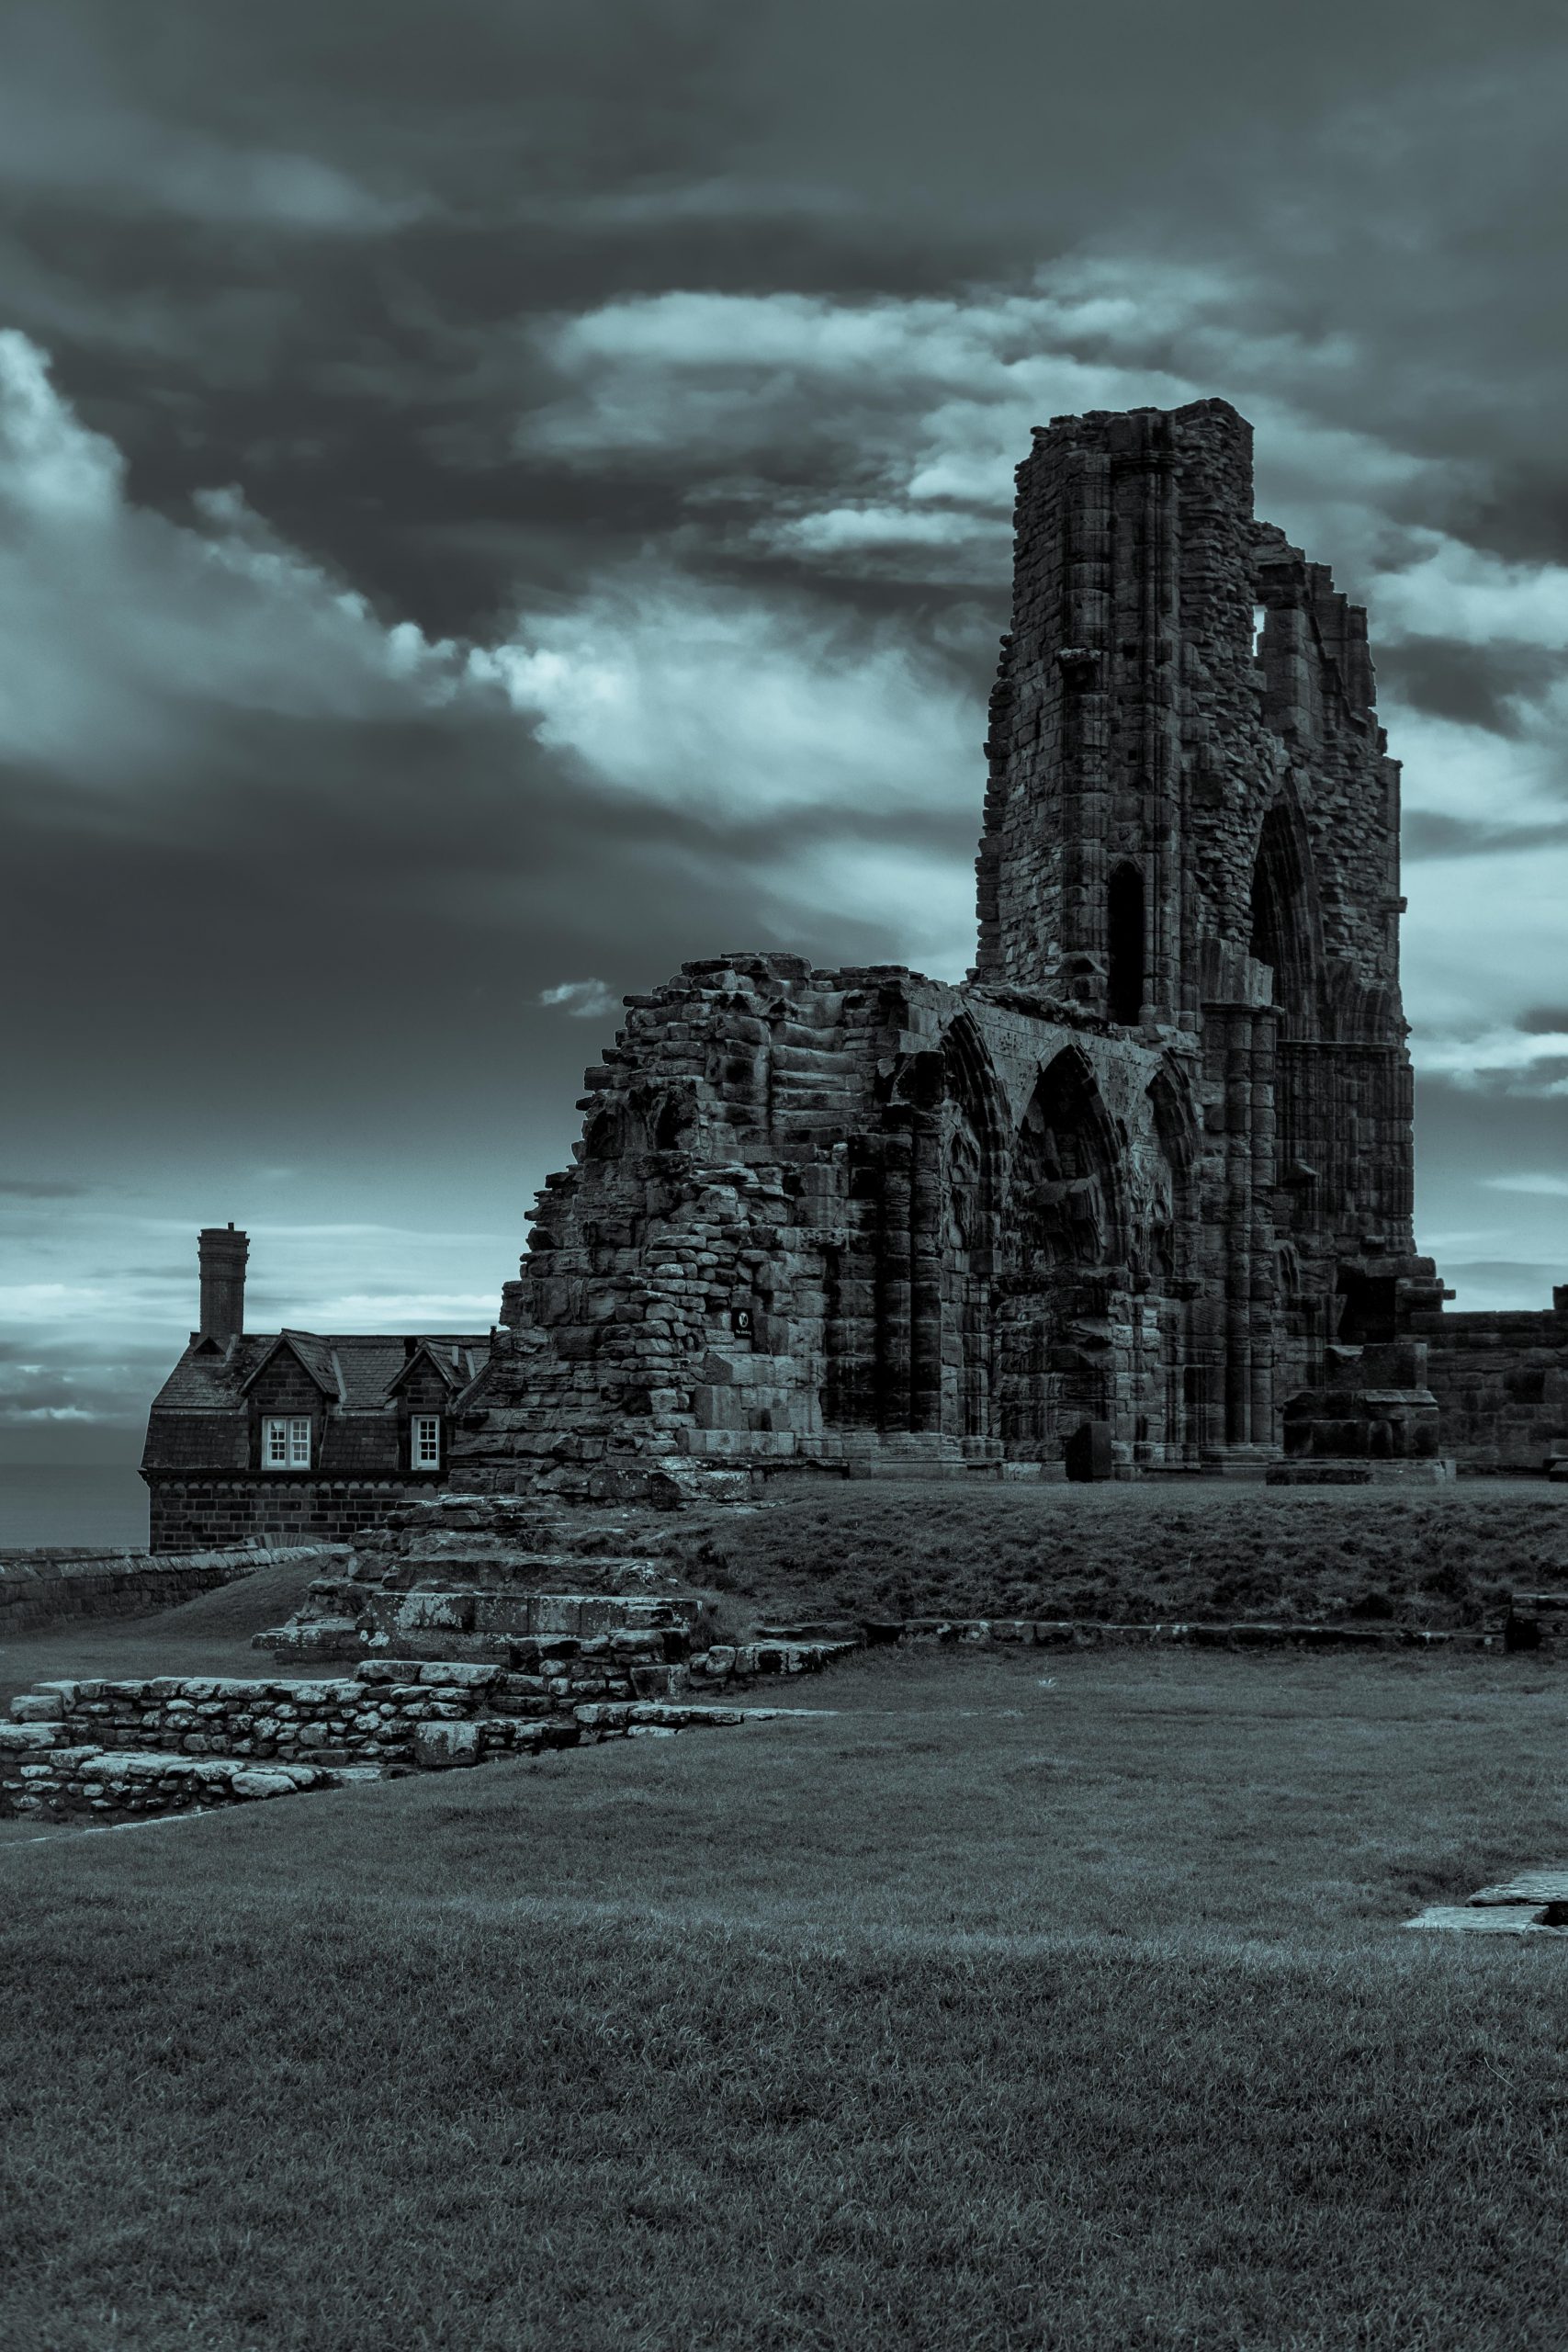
198;1226;248;1344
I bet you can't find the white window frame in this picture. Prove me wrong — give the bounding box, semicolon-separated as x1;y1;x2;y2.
261;1414;311;1471
411;1412;442;1471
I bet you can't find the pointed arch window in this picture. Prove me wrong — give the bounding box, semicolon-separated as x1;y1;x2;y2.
1248;802;1314;1030
1107;863;1145;1026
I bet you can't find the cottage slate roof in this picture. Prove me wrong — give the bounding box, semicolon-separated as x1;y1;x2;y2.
386;1340;479;1396
147;1332;489;1416
238;1331;340;1398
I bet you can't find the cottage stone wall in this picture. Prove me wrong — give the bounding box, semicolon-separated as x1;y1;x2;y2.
146;1478;414;1553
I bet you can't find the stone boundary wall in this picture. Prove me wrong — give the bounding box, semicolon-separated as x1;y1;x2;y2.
0;1544;347;1637
886;1616;1495;1651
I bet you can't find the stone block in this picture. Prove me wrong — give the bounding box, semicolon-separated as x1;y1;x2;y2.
393;1592;475;1633
413;1722;482;1768
231;1769;308;1799
10;1693;64;1722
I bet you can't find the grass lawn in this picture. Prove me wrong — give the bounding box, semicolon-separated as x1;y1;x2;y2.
5;1619;1568;2348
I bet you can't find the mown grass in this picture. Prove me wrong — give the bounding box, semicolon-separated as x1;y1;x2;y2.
5;1645;1568;2349
677;1479;1568;1629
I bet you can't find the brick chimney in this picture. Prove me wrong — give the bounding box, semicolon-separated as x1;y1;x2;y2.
198;1224;248;1344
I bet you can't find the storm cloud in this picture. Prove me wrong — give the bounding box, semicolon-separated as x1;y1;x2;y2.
4;0;1568;1451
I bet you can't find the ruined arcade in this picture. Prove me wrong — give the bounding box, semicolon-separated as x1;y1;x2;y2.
448;397;1443;1490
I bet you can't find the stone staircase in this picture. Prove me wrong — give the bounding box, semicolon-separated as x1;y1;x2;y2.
249;1489;860;1690
254;1489;709;1663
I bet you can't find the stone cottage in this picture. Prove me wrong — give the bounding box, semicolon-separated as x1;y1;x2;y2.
141;1226;488;1549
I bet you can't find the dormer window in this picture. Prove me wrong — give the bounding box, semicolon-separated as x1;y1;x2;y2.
412;1413;442;1471
262;1415;311;1470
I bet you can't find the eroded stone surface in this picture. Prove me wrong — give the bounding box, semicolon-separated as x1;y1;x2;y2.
1404;1906;1568;1936
447;400;1435;1491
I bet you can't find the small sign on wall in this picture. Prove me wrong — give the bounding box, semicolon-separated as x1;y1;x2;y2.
730;1307;754;1338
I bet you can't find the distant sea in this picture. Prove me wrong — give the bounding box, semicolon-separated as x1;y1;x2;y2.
0;1464;150;1551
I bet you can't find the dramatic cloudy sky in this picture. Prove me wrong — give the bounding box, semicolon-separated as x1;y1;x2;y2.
5;0;1568;1460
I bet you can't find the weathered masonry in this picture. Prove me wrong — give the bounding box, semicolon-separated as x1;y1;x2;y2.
452;399;1450;1488
142;397;1568;1500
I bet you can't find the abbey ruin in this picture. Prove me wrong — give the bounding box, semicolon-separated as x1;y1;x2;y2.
454;397;1445;1490
144;395;1568;1542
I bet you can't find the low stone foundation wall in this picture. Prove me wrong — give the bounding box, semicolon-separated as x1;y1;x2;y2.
2;1748;386;1820
888;1615;1493;1650
2;1656;750;1822
0;1544;346;1637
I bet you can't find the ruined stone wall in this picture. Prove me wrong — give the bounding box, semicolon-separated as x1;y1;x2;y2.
457;955;1215;1485
1416;1299;1568;1473
0;1666;746;1822
455;399;1423;1488
973;400;1418;1420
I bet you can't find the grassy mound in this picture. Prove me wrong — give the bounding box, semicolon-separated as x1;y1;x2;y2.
675;1481;1568;1627
134;1554;332;1644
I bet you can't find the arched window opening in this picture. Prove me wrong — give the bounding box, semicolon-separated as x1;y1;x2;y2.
996;1049;1124;1451
1248;801;1315;1035
1107;863;1145;1026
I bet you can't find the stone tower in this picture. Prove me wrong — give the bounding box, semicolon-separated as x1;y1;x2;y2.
452;398;1438;1494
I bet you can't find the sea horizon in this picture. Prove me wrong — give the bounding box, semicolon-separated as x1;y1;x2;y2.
0;1464;151;1551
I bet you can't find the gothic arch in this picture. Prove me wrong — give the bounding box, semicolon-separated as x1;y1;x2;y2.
582;1099;647;1163
938;1012;1009;1251
931;1014;1010;1438
1323;964;1401;1046
1006;1046;1125;1278
1248;791;1325;1039
994;1046;1125;1452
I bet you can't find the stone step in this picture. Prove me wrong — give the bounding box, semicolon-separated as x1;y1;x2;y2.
256;1586;709;1660
688;1638;859;1685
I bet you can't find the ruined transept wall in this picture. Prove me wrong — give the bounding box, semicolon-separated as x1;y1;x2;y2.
459;956;1207;1487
